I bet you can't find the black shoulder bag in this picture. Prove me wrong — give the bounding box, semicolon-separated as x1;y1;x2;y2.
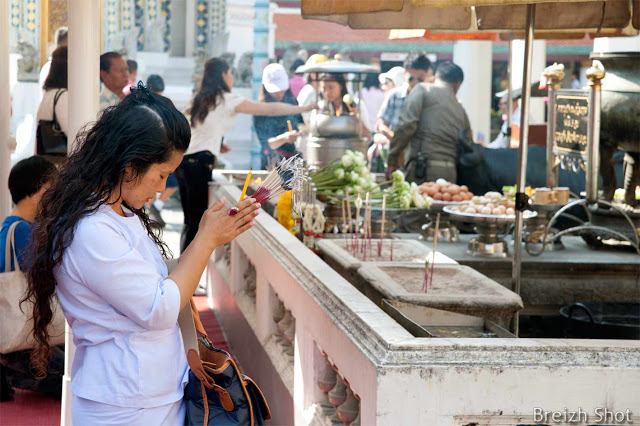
36;89;67;156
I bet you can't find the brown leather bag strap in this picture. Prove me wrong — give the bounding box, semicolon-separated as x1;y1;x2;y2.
178;299;215;388
190;298;208;338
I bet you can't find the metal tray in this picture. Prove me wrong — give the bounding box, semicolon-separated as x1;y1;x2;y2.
443;205;537;225
427;200;461;213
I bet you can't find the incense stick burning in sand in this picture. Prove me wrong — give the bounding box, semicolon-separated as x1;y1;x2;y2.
423;214;441;293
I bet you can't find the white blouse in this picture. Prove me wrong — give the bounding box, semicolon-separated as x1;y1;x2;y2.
55;204;188;408
186;92;246;157
36;89;69;137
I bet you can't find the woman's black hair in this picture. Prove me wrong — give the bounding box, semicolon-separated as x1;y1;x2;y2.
8;156;56;204
187;57;231;127
24;83;190;378
43;46;68;91
319;73;350;112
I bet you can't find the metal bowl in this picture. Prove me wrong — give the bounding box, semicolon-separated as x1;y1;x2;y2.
310;112;361;138
443;205;537;225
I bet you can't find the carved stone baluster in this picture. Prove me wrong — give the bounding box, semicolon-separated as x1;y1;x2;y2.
328;373;347;424
317;358;337;418
337;381;359;425
272;298;285;341
284;317;295;358
244;263;256;298
277;310;293;351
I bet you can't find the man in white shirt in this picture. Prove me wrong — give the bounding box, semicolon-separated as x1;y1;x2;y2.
99;52;129;111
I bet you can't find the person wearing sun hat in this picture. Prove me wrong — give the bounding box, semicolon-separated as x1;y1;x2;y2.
254;63;306;168
379;66;406;93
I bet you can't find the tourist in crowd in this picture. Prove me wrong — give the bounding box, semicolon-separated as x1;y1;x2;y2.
147;74;165;95
297;53;328;124
36;46;69;158
488;94;520;149
38;26;68;92
368;66;406;170
23;86;261;422
0;156;63;401
571;69;582;89
386;61;473;184
318;73;371;140
177;57;315;252
360;73;386;134
254;63;305;169
375;55;433;169
123;59;139;95
288;59;306;98
99;52;129;110
378;66;406;94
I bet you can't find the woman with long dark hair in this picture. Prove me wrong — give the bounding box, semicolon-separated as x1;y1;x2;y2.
318;73;371;139
36;45;68;157
24;85;260;423
177;57;314;252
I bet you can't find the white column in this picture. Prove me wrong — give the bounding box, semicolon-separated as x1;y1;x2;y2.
1;0;11;217
62;2;101;424
68;0;101;152
453;40;492;144
511;39;546;124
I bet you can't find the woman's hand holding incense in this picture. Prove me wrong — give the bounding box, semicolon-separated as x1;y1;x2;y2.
169;197;260;309
200;198;260;249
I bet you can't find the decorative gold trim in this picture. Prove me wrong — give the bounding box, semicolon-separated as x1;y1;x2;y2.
40;0;50;66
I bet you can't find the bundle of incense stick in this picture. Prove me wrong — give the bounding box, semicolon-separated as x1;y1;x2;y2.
228;156;304;216
353;192;362;256
423;214;441;293
362;192;371;260
378;195;387;257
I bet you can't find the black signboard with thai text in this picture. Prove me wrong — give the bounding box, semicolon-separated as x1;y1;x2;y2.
552;89;590;162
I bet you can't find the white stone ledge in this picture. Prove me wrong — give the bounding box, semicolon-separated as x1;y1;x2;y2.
212;181;640;369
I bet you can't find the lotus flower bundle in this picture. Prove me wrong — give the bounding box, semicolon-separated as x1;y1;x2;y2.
229;156;305;216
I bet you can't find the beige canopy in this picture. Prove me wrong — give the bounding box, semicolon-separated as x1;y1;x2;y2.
301;0;639;32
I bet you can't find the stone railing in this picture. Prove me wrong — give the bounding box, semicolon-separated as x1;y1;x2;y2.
207;179;640;426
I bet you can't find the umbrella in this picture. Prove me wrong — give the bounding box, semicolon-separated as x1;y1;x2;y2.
300;0;638;335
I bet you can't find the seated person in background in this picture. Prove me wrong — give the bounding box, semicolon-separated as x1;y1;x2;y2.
318;73;371;140
1;156;63;401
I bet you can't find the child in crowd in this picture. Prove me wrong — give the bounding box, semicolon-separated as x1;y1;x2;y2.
1;156;63;401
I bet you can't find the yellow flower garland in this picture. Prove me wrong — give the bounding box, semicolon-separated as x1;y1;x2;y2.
276;191;295;234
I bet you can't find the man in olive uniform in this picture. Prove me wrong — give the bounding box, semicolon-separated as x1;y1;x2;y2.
385;61;473;184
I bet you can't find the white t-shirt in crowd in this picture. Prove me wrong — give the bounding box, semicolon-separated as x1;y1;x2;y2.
36;89;69;137
297;84;316;124
360;86;385;132
186;92;246;157
55;204;188;408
